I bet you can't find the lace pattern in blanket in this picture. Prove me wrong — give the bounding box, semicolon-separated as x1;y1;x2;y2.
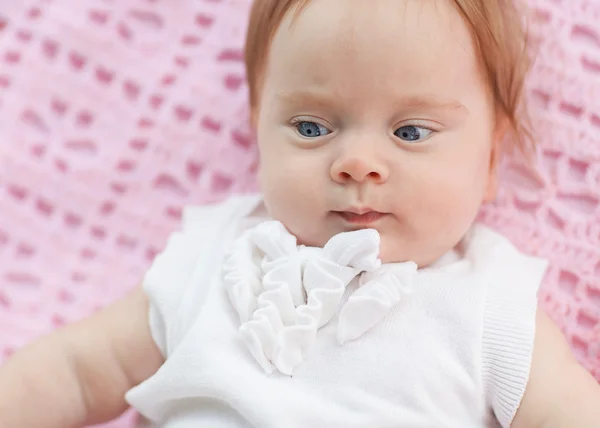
0;1;598;426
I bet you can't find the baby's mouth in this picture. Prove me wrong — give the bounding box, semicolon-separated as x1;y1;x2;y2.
334;210;387;225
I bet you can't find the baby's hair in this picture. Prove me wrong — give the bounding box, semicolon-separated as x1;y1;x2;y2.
244;0;534;154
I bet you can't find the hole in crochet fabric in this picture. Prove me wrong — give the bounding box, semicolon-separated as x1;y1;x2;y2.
76;110;94;127
100;201;116;216
110;182;128;194
587;285;600;307
174;56;189;68
65;139;97;155
54;158;68;173
211;173;233;193
21;109;48;132
0;230;8;246
557;193;598;215
4;51;20;64
546;208;566;231
582;56;600;74
513;196;540;214
569;158;589;182
52;314;66;328
531;7;551;24
30;144;46;158
149;94;164;109
36;199;54;216
165;206;182;221
153;174;188;196
95;66;115;85
201;116;222;133
559;270;578;294
146;247;159;262
231;129;253;150
577;310;598;330
69;51;87;70
195;13;214;28
559;102;584;119
3;347;14;360
42;39;59;59
65;213;83;228
249;159;259;174
117;159;136;172
572;335;589;356
541;150;561;171
16;243;35;258
89;9;110;25
161;74;176;86
7;184;28;202
28;7;42;19
51;98;68;115
186;161;203;181
90;226;107;240
123;80;140;100
80;248;97;260
138;118;154;128
72;271;87;283
217;49;244;62
181;35;201;46
571;25;600;48
58;289;74;304
0;291;10;308
174;105;193;122
5;272;40;287
16;29;33;43
117;22;133;41
224;74;244;91
129;138;148;151
0;74;11;88
117;235;138;251
129;10;164;29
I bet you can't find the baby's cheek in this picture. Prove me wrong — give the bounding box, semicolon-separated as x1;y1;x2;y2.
417;174;483;233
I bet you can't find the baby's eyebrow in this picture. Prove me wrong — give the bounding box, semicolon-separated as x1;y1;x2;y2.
274;90;469;116
399;95;469;114
275;91;337;108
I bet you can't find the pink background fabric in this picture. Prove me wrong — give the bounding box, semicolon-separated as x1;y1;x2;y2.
0;0;598;426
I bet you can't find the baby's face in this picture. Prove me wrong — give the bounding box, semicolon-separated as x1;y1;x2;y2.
256;0;500;266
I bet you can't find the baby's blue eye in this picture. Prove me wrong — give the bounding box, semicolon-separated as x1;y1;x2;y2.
296;121;331;138
394;125;433;142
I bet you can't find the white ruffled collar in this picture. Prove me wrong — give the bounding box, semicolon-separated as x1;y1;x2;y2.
223;221;417;375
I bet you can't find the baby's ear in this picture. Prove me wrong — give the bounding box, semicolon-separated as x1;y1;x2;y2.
484;114;510;202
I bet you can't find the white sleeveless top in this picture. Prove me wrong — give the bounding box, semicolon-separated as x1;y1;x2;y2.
126;194;548;428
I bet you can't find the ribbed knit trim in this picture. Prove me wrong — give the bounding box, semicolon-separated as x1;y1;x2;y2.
481;256;548;427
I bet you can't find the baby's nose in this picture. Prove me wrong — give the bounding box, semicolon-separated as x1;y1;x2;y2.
330;156;389;184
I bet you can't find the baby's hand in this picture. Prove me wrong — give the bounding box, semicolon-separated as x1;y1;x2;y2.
512;311;600;427
0;286;163;428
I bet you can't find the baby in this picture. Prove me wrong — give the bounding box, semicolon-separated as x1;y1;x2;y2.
1;0;600;427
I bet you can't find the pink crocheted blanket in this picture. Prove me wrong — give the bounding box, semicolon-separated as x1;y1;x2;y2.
0;0;598;426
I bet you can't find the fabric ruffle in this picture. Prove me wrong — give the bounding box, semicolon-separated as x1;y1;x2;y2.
223;221;416;375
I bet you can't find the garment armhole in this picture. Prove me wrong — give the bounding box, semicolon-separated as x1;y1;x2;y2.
143;194;262;357
481;251;548;428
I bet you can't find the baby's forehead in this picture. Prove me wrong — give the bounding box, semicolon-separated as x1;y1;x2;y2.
264;0;485;100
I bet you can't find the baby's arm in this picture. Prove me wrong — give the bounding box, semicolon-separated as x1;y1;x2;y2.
0;286;163;428
511;310;600;427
